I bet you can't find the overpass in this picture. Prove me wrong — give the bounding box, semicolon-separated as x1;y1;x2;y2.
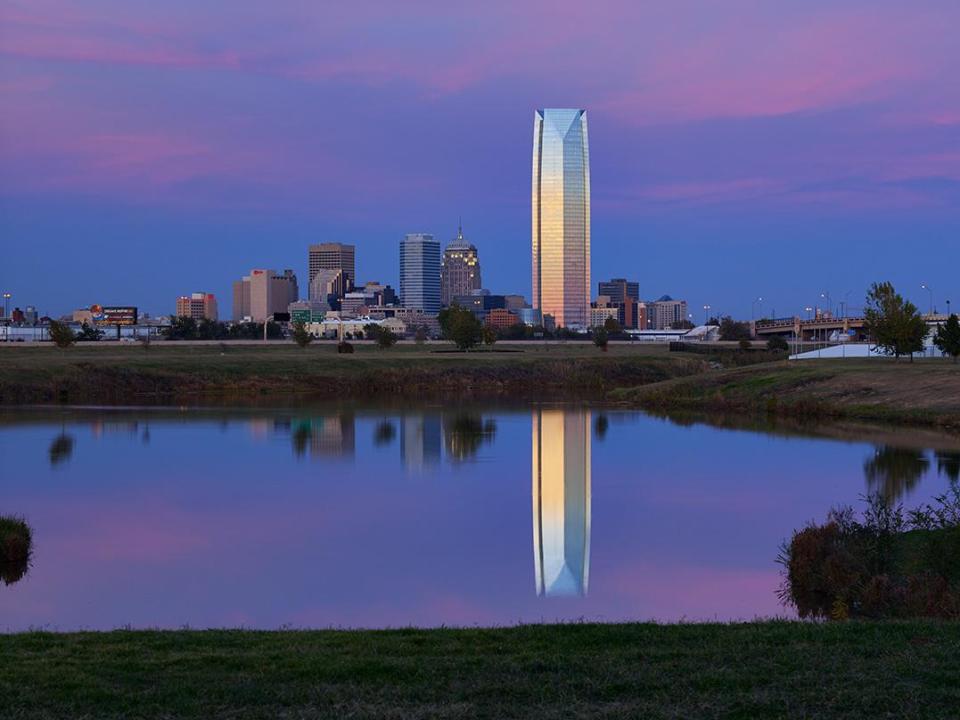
754;313;950;342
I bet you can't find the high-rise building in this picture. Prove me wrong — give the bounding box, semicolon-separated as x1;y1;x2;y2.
532;408;591;597
598;278;639;304
440;225;481;306
308;243;355;297
232;269;298;322
400;233;441;313
175;292;218;321
532;108;591;329
309;268;345;306
647;295;689;330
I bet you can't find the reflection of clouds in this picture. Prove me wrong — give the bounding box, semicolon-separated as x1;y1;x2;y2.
533;409;590;597
48;432;74;467
864;446;930;502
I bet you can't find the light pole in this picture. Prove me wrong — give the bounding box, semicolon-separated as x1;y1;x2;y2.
703;304;711;325
820;292;832;318
751;296;763;321
921;283;934;316
805;306;813;320
842;290;853;319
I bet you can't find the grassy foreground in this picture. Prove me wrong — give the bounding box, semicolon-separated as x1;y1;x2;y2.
2;622;959;719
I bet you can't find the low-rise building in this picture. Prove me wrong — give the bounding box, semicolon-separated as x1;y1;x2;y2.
485;308;519;330
175;292;218;321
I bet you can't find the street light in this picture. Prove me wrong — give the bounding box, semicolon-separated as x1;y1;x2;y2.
820;292;832;317
703;304;711;325
921;283;934;316
804;306;813;320
751;296;763;320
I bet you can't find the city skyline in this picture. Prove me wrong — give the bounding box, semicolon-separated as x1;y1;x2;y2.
1;2;958;319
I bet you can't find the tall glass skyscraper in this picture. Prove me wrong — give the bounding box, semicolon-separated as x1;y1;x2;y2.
532;108;591;329
400;233;441;313
532;408;591;597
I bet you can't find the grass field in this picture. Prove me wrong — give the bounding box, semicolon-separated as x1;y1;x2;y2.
2;622;959;719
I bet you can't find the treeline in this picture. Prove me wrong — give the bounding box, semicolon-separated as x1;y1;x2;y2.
164;317;282;340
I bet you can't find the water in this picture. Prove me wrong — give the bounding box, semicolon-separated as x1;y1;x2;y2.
1;405;957;631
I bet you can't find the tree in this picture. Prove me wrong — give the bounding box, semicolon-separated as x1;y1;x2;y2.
592;326;609;350
291;320;313;348
165;316;198;340
671;318;695;330
414;325;428;344
933;314;960;363
767;335;789;352
719;316;751;341
438;304;483;351
482;325;497;346
48;320;76;348
738;338;752;351
864;281;927;360
376;327;397;349
603;316;622;334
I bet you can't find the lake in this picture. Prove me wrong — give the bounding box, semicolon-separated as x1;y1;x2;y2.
1;404;957;631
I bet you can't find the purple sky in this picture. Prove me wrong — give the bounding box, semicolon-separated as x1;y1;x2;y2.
1;0;958;319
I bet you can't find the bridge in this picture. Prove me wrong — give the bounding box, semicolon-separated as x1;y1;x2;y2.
754;313;950;342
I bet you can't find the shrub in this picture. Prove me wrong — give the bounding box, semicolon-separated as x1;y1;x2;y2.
291;320;313;348
376;327;397;349
592;327;608;351
767;335;789;352
337;341;354;354
48;320;75;348
738;339;752;351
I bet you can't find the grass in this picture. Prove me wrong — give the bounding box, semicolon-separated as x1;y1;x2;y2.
2;622;960;719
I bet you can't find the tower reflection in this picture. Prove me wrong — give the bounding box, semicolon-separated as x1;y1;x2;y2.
532;408;591;597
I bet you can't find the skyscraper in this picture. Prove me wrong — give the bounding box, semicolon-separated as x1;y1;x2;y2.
440;224;481;306
532;108;591;329
598;278;639;304
532;408;591;597
232;269;298;322
400;233;441;313
308;243;355;298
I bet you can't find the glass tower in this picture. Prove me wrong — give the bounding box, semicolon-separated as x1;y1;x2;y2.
532;408;591;597
400;233;441;313
532;108;591;329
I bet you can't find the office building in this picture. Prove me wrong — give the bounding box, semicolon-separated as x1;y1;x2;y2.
598;278;639;304
532;108;591;329
647;295;689;330
308;243;355;296
232;269;298;322
453;291;505;323
175;292;218;321
400;233;441;313
532;408;591;597
309;268;345;306
485;308;519;330
23;306;38;325
440;225;481;306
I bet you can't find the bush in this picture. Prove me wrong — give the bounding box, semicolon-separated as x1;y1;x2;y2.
0;515;32;586
592;327;608;350
48;320;75;348
376;327;397;349
738;339;752;351
291;320;313;348
337;341;354;354
767;335;789;352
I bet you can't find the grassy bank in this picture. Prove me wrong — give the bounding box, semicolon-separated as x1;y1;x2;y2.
0;343;707;405
614;358;960;429
2;622;959;719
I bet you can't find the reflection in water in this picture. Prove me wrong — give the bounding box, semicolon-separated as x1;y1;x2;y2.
401;414;441;471
594;414;609;440
48;432;75;467
374;420;396;446
443;414;496;463
864;446;930;501
0;516;33;586
288;414;356;459
532;409;591;597
937;452;960;484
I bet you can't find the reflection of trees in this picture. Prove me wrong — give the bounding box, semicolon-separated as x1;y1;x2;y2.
443;414;496;462
49;433;75;467
374;421;396;446
594;414;609;440
288;415;356;459
936;452;960;484
292;424;311;458
0;516;32;586
864;446;930;502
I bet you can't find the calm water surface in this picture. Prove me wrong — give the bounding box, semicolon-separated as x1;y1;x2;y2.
1;405;957;631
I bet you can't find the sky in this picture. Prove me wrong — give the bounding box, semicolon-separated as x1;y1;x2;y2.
1;0;958;320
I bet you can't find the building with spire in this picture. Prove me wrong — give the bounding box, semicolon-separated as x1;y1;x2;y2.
440;223;481;307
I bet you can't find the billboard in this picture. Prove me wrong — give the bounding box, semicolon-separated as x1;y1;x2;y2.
91;305;138;325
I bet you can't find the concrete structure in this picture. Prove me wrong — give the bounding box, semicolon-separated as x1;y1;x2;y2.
532;108;591;330
646;295;689;330
440;225;481;306
308;243;355;295
233;269;298;322
532;408;590;597
400;233;441;313
598;278;639;304
175;292;218;321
